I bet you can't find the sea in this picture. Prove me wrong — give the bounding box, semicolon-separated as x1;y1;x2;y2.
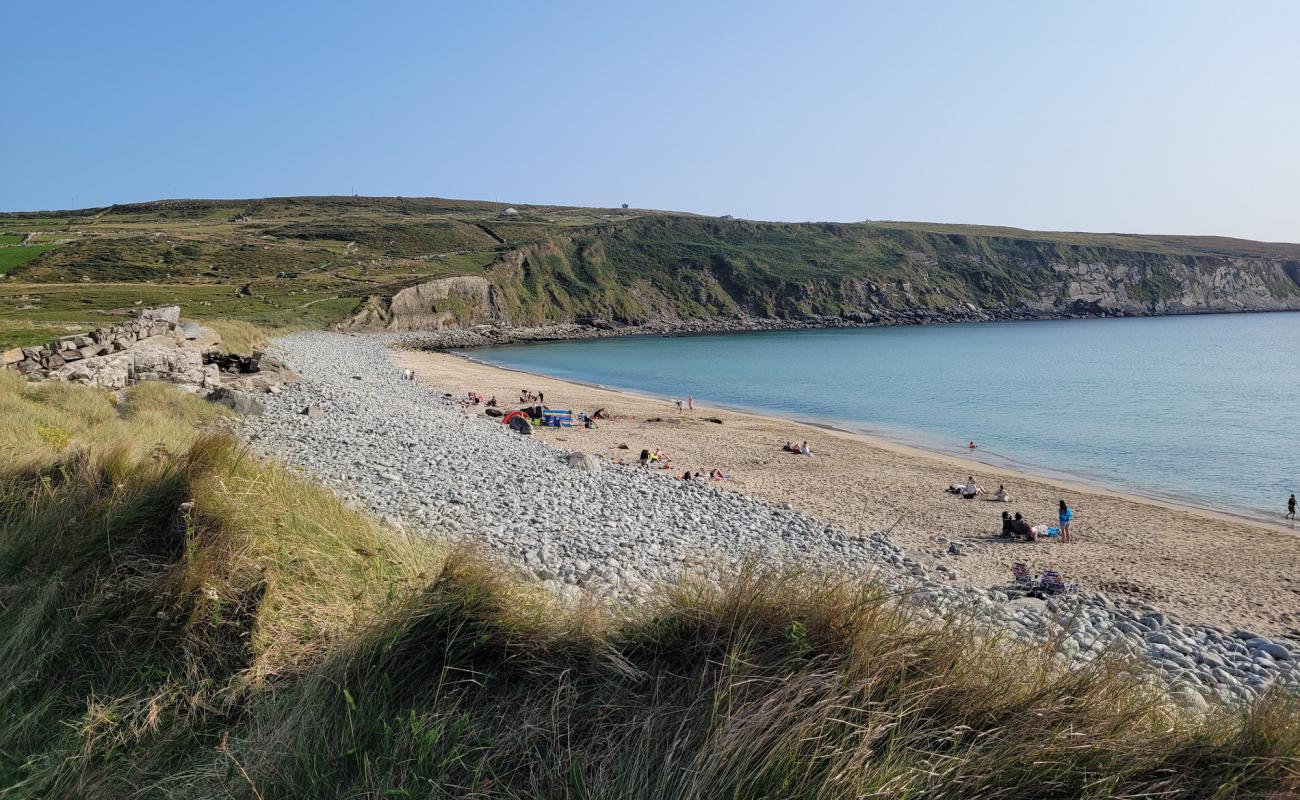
464;313;1300;523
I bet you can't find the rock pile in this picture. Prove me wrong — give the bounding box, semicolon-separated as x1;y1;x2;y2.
246;332;1300;707
2;307;297;403
1;306;222;392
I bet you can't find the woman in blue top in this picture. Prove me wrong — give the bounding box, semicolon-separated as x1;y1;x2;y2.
1058;499;1074;543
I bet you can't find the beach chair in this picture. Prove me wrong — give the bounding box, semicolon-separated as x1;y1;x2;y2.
1012;562;1039;591
541;409;574;428
1039;570;1078;594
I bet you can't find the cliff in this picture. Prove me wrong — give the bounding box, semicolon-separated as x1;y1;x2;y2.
343;216;1300;331
3;197;1298;339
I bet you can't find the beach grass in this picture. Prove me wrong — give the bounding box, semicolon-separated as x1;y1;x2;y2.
1;374;1299;797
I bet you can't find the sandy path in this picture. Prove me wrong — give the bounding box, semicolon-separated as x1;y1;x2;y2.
392;348;1300;635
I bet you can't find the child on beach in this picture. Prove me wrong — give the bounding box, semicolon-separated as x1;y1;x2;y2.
1058;499;1074;543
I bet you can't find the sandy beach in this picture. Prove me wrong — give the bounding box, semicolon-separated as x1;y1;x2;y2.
393;347;1300;636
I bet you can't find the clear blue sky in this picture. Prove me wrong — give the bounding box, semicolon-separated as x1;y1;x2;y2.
5;1;1299;241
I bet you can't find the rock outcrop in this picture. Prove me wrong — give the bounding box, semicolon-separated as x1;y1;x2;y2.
343;275;501;331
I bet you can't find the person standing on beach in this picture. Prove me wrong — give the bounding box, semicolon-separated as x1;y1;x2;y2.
687;395;694;412
1288;494;1296;525
1058;499;1074;543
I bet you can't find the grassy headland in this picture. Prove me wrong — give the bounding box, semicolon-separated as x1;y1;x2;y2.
3;196;1300;348
1;372;1298;797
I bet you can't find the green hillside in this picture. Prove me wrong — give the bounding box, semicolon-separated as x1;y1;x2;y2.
2;197;1299;346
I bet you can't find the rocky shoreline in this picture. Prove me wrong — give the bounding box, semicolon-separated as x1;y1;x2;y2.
390;306;1293;351
242;332;1299;710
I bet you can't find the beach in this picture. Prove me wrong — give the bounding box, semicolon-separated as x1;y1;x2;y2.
394;346;1300;636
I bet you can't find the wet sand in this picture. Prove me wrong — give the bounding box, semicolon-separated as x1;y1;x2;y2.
393;347;1300;635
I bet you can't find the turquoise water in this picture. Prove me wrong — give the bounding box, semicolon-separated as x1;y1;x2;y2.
465;314;1300;521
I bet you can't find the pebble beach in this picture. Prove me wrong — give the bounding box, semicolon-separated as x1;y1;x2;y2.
242;332;1300;708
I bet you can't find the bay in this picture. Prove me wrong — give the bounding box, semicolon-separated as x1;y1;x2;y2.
465;313;1300;522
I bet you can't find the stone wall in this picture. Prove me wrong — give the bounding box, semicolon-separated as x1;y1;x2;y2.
1;306;219;393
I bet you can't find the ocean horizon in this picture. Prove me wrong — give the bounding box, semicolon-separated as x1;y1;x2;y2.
463;313;1300;524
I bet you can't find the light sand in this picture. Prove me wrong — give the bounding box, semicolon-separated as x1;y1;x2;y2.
393;348;1300;635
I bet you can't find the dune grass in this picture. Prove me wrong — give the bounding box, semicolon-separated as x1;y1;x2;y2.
196;318;271;356
0;375;1298;798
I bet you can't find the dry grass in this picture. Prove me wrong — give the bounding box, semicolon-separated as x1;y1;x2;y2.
196;318;271;356
0;376;1298;799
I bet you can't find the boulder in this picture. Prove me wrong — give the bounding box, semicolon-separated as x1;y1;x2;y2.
207;387;264;415
180;321;223;350
2;347;23;365
1006;597;1047;616
140;305;181;324
564;451;602;474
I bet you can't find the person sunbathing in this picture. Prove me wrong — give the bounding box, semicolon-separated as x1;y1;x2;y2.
993;484;1010;502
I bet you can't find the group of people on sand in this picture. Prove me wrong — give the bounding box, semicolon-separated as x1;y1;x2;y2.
673;396;695;413
681;468;728;482
782;440;813;456
519;389;545;405
998;500;1075;543
465;391;497;407
947;475;1075;543
639;448;669;469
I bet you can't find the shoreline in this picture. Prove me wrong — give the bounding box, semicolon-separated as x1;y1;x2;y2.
387;306;1300;353
394;342;1300;636
450;350;1287;534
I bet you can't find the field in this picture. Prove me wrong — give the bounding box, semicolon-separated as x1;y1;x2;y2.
0;244;60;274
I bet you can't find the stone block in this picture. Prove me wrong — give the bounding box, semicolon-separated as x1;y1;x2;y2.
140;305;181;324
60;348;83;362
78;344;102;359
2;347;22;365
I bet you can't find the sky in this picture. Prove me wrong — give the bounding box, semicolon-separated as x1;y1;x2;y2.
5;1;1299;241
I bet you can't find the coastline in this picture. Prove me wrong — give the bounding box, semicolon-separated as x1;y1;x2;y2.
452;349;1288;535
380;306;1300;353
393;342;1300;636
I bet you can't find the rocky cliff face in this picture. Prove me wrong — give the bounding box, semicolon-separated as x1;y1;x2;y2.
340;221;1300;332
1029;255;1300;315
344;275;501;331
